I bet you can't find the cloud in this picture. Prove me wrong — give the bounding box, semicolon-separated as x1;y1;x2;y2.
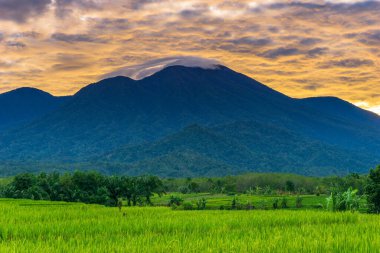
0;0;51;23
88;18;130;31
123;0;161;10
307;47;329;57
229;37;273;46
51;33;108;43
10;31;41;39
320;58;375;68
348;29;380;46
102;56;221;80
54;0;100;18
6;41;26;48
299;37;323;46
260;47;301;58
0;0;379;115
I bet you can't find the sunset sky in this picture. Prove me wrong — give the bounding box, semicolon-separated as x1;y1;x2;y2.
0;0;379;114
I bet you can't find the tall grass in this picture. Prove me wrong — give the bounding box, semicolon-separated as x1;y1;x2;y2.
0;199;379;252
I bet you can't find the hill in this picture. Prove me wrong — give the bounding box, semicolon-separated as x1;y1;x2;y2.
0;87;70;130
0;65;379;176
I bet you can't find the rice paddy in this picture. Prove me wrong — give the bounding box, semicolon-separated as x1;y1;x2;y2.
1;198;380;252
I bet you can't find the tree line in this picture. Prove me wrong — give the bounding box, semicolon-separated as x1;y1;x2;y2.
1;166;379;213
0;171;165;206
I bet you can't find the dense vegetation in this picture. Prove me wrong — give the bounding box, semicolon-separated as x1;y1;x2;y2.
2;168;380;213
0;172;165;207
1;199;380;252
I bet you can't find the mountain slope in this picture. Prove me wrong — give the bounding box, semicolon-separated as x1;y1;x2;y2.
299;96;380;128
95;122;373;176
0;65;379;176
0;88;70;130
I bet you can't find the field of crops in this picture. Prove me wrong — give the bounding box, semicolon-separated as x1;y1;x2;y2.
1;198;380;252
151;193;327;209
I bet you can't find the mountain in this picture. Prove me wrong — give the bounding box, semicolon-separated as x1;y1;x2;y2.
299;96;380;129
0;87;70;130
0;65;379;176
94;122;372;177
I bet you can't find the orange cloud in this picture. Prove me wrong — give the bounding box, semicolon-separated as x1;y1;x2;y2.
0;0;379;114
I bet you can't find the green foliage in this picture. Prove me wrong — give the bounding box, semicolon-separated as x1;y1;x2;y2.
281;197;288;209
272;198;279;209
296;196;303;208
365;165;380;213
285;180;295;192
168;196;183;207
183;202;193;210
0;172;164;207
326;187;361;212
196;198;207;210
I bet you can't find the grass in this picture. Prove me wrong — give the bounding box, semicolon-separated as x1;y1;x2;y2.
1;198;380;252
152;193;328;209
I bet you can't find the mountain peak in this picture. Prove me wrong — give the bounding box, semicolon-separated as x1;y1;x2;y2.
1;87;53;98
102;56;221;80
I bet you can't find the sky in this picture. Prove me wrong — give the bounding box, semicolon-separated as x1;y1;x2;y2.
0;0;379;114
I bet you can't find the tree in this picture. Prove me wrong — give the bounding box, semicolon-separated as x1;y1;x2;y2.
138;176;165;205
106;176;123;206
365;165;380;213
285;180;295;192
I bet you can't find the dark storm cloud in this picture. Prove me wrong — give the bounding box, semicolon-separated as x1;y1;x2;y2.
320;58;375;68
0;0;51;23
51;33;108;43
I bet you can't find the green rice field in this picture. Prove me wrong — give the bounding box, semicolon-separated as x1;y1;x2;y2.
1;198;380;252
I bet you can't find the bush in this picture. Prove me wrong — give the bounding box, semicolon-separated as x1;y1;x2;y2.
295;196;303;208
272;198;279;209
168;195;183;207
196;198;207;210
326;187;360;212
280;197;288;209
183;202;193;210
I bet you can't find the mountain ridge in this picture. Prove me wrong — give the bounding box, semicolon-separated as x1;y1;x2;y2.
0;65;379;177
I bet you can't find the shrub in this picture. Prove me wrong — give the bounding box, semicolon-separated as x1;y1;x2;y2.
168;195;183;207
196;198;207;210
326;187;360;212
183;202;193;210
246;202;254;210
295;196;303;208
272;198;279;209
280;197;288;209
